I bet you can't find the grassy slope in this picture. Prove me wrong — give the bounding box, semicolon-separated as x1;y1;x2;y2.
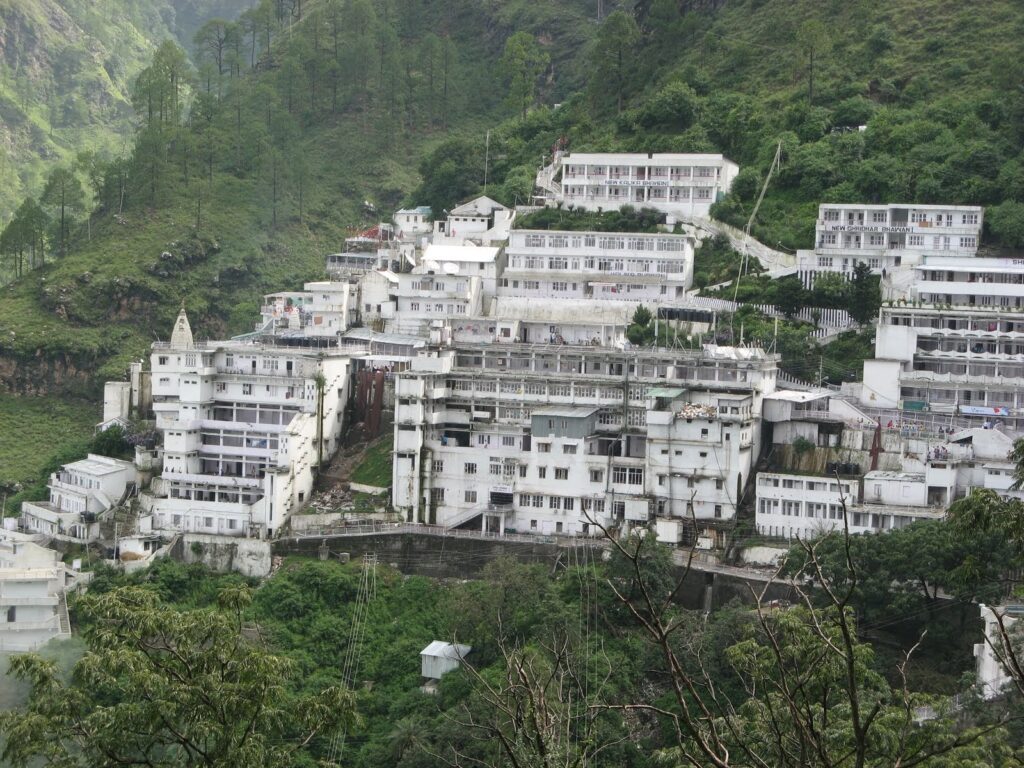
0;393;97;488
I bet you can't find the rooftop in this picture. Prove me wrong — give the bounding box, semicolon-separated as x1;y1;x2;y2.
422;243;501;264
864;470;926;482
764;390;831;403
564;152;732;165
449;196;508;217
63;454;133;477
421;641;472;659
532;406;602;419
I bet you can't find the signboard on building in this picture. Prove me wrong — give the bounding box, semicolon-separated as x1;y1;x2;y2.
960;405;1011;417
603;179;670;188
825;225;912;233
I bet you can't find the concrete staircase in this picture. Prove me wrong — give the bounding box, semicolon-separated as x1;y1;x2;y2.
535;152;563;198
57;591;71;636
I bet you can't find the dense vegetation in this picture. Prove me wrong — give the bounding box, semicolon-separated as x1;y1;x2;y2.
4;0;1024;395
7;501;1024;767
0;0;254;224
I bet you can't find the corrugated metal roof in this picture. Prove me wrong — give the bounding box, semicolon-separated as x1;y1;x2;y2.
421;641;472;659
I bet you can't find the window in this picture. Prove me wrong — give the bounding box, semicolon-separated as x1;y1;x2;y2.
538;467;547;479
960;236;977;248
556;522;563;533
590;469;604;483
908;234;924;246
563;444;577;455
502;435;516;447
714;505;722;518
538;443;551;453
563;498;575;511
430;488;445;503
216;382;226;392
715;479;723;490
555;468;569;480
519;465;527;478
464;490;477;503
962;212;979;225
871;211;887;223
204;517;213;528
158;356;169;365
531;520;538;530
464;463;477;475
242;383;252;395
432;460;444;473
549;496;562;510
410;302;420;311
823;209;840;222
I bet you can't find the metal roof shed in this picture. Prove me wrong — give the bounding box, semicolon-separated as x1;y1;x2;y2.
421;641;471;680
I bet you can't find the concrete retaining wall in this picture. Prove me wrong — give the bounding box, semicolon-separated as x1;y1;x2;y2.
173;534;273;578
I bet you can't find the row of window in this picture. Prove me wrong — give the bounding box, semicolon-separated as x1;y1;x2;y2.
822;210;979;226
407;302;467;314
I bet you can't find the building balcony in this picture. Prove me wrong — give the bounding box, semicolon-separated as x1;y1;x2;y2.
0;595;59;607
0;617;59;632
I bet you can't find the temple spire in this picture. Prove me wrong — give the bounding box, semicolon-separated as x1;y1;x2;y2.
169;304;194;350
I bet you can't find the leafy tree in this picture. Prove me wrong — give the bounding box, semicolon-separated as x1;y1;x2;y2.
988;201;1024;248
413;137;484;217
774;275;806;319
40;167;85;257
0;586;354;767
848;261;881;324
499;32;548;119
810;271;851;308
636;80;700;130
588;10;641;114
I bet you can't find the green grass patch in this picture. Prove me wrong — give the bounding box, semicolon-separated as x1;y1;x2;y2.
350;434;394;488
0;394;98;489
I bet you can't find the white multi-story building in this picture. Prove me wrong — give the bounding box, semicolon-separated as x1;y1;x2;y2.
146;308;354;538
391;342;776;544
797;203;984;287
432;196;514;245
538;153;739;218
976;604;1024;700
862;300;1024;430
755;469;953;540
0;536;72;651
500;229;694;305
20;454;136;543
259;281;359;341
390;272;483;336
394;206;433;240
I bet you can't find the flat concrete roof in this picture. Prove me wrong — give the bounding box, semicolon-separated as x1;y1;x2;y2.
532;406;601;419
423;243;500;263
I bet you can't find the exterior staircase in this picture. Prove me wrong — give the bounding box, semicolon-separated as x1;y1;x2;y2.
57;591;71;636
534;152;563;198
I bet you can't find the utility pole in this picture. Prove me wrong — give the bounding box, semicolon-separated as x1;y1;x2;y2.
483;129;490;195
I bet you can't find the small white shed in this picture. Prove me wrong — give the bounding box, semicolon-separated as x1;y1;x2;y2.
420;641;471;680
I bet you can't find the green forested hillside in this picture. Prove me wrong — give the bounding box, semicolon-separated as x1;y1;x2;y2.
1;0;1024;399
0;0;253;219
